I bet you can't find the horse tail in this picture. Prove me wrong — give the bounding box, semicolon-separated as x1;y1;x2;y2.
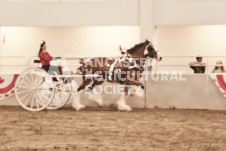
119;45;126;55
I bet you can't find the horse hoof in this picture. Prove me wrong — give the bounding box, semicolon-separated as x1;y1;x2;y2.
76;105;86;111
126;107;132;111
118;108;132;112
95;99;103;107
117;105;132;112
72;104;85;111
95;102;103;108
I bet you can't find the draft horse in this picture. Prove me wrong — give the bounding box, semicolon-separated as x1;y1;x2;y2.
72;40;161;111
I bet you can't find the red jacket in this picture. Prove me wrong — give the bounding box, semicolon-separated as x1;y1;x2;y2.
39;51;53;67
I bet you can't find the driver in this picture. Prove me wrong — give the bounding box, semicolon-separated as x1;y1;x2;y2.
38;41;62;80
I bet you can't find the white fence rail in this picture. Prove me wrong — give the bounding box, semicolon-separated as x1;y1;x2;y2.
1;55;226;74
0;56;28;73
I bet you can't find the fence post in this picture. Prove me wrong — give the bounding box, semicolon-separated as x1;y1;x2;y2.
206;56;209;95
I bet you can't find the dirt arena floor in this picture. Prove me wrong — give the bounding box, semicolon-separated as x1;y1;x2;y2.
0;106;226;151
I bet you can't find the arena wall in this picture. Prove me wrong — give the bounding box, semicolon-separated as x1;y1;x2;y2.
152;25;226;75
0;26;140;72
154;0;226;26
1;74;226;110
0;0;140;26
0;0;155;42
146;74;226;110
2;26;226;74
1;0;226;27
0;27;1;71
2;0;226;66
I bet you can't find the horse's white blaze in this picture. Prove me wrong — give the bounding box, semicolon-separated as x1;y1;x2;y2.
88;93;103;107
156;51;162;62
117;94;132;111
72;90;86;111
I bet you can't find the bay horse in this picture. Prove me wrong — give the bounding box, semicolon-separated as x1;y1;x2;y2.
72;40;161;111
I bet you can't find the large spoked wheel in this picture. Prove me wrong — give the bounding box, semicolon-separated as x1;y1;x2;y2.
47;81;72;110
14;67;55;111
66;79;79;105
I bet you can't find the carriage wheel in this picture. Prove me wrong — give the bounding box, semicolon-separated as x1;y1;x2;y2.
14;68;55;111
46;81;72;110
65;79;78;105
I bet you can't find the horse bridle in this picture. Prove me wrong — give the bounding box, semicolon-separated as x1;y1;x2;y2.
147;50;159;59
150;50;158;55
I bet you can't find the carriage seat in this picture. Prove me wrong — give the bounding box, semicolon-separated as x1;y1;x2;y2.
34;60;41;63
33;60;42;68
33;59;72;83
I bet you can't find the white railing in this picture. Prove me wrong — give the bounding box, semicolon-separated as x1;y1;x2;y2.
0;56;28;74
1;55;226;74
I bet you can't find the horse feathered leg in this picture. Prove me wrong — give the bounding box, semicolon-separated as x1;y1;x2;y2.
88;93;103;107
72;79;92;111
116;79;145;111
116;86;132;111
88;80;104;107
72;90;86;111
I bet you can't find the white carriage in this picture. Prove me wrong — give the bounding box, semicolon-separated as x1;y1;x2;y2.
14;58;77;111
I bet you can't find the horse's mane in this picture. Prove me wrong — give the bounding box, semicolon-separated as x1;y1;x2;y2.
127;40;150;54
